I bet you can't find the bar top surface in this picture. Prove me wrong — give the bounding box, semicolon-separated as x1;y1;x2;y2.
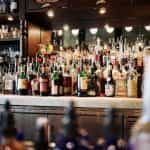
0;95;142;109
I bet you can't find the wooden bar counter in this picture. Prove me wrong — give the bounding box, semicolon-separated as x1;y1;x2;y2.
0;95;142;140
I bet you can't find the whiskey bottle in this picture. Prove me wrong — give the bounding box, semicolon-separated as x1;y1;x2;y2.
17;64;28;95
87;67;97;97
39;62;49;96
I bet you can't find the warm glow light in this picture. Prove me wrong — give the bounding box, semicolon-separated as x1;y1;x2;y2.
63;24;69;31
104;24;114;34
125;26;133;32
57;30;63;36
71;29;79;36
47;9;55;18
89;28;98;35
8;16;14;21
99;7;107;14
145;25;150;31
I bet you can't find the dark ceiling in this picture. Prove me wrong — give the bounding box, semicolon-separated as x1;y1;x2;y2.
26;0;150;29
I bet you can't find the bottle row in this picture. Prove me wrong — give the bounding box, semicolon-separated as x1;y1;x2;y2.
0;46;143;98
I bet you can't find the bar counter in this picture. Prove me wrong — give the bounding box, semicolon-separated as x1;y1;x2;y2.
0;95;142;109
0;95;142;140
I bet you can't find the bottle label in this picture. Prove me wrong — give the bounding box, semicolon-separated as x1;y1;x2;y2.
127;79;137;97
18;79;28;90
115;79;127;96
40;78;49;92
105;84;114;96
88;90;96;96
5;79;13;90
31;80;39;91
80;77;88;90
51;80;58;95
64;87;71;94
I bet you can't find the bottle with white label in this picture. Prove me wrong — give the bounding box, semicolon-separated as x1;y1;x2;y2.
105;70;115;97
77;63;88;97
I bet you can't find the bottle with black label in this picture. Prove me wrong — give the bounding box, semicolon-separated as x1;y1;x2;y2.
17;64;28;95
105;70;115;97
58;67;63;96
87;67;97;97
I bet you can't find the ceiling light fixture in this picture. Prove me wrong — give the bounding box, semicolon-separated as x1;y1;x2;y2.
104;24;114;34
47;9;55;18
99;7;107;14
8;15;14;21
145;25;150;31
125;26;133;32
89;28;98;35
63;24;70;31
71;29;79;36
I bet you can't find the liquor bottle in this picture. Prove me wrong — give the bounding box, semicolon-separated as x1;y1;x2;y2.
55;101;79;149
10;0;18;13
34;117;49;150
4;64;15;94
17;63;28;95
127;65;138;97
87;67;97;97
51;66;59;96
115;65;127;97
63;70;72;96
0;101;25;149
31;72;40;96
39;60;49;96
58;67;63;96
105;70;115;97
77;63;88;97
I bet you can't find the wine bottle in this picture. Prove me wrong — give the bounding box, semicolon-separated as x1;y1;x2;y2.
17;63;28;95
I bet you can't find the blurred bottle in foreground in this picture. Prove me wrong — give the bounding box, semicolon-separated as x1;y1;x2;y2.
129;49;150;150
0;100;25;149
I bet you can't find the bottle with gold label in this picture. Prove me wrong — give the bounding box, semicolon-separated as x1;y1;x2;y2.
17;64;28;95
77;63;88;97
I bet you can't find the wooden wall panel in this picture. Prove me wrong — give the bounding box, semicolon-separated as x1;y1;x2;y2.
28;23;51;56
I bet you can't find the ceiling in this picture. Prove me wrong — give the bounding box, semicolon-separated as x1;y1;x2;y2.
26;0;150;29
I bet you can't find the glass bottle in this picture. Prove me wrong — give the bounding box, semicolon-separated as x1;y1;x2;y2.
58;67;63;96
51;66;59;96
17;63;28;95
77;63;88;97
105;70;115;97
39;61;49;96
31;72;39;96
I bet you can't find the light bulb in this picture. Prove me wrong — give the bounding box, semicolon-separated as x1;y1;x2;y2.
71;29;79;36
47;9;55;18
99;7;107;14
104;24;114;34
145;25;150;31
8;16;14;21
125;26;133;32
89;28;98;35
57;30;63;36
63;24;69;31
